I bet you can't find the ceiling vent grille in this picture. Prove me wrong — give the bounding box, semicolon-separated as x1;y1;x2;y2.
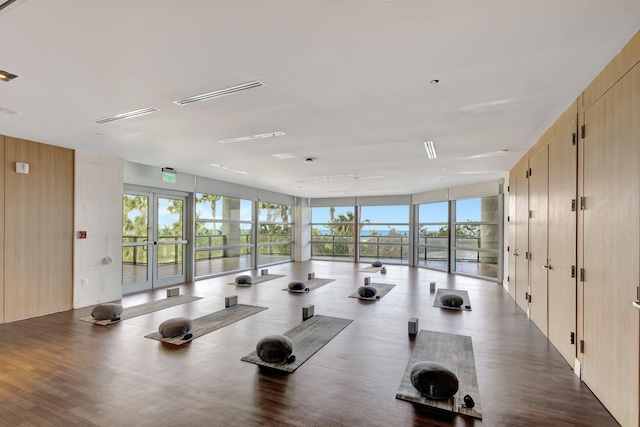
0;0;20;12
173;80;264;106
0;0;29;16
94;107;159;124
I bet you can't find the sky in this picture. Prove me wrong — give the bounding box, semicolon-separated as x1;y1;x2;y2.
311;198;487;224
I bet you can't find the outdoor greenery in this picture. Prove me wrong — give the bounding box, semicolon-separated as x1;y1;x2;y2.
122;195;184;265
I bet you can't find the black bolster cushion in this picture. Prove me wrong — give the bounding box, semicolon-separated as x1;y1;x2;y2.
357;286;378;298
256;334;294;363
235;275;252;285
91;303;124;320
410;361;459;399
288;281;307;291
371;261;383;267
158;317;194;338
440;294;464;308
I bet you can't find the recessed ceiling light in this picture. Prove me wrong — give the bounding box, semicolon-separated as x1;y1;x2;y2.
0;69;18;82
174;80;264;106
424;141;437;159
272;153;297;159
211;163;248;175
93;107;159;124
219;131;285;144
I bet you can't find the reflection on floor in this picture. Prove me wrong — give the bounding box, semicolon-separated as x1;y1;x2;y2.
3;260;618;426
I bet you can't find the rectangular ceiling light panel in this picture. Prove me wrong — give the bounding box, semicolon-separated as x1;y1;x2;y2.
424;141;437;159
219;131;285;144
94;107;159;124
173;80;264;106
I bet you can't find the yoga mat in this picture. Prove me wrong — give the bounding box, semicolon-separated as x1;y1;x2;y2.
80;295;203;325
348;283;396;300
145;303;267;345
396;330;482;419
241;315;352;373
359;266;382;273
433;289;472;311
227;274;285;286
282;278;335;292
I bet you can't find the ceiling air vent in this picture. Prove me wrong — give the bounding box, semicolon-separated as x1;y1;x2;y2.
173;80;264;106
0;0;20;11
94;107;159;124
0;0;29;15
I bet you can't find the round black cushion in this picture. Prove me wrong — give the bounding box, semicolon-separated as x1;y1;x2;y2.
158;317;193;338
357;286;378;298
91;303;123;320
288;281;308;292
256;334;294;363
235;275;252;285
371;261;383;267
440;294;464;308
410;361;459;399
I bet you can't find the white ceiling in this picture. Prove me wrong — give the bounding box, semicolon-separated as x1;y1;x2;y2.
1;0;638;198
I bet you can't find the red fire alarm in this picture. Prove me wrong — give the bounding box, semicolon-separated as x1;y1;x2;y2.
78;231;87;239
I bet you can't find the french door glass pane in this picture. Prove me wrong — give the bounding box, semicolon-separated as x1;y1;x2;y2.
122;194;149;285
156;198;184;279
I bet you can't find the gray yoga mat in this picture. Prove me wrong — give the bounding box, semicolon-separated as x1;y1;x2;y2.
227;274;285;286
433;289;472;311
348;283;396;300
358;266;382;273
241;314;352;373
145;304;267;345
396;330;482;419
282;278;335;292
80;295;203;325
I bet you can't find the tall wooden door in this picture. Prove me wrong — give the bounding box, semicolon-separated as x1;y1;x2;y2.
547;119;577;367
581;63;639;426
507;177;517;299
528;147;549;335
514;158;530;312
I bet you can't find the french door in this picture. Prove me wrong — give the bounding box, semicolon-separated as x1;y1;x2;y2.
122;188;190;294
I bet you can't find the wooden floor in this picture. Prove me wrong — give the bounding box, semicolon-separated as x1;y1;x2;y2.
0;261;618;426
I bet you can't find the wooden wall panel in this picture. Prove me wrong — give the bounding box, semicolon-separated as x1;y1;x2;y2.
528;146;548;335
4;137;74;322
507;176;516;299
582;30;640;110
581;63;639;427
547;109;577;367
513;156;530;311
0;135;4;323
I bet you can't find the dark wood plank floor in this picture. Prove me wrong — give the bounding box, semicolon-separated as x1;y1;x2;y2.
0;261;619;426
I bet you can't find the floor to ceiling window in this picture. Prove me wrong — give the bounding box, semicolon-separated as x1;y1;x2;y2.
194;193;253;278
359;205;410;265
310;205;356;261
451;196;501;280
415;201;449;270
258;201;293;266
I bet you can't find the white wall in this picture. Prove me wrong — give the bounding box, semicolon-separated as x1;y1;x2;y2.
74;151;124;308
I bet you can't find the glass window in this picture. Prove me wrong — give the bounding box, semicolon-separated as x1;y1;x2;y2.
359;205;409;265
452;196;501;280
194;193;253;277
416;201;449;270
310;206;355;261
258;202;293;266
